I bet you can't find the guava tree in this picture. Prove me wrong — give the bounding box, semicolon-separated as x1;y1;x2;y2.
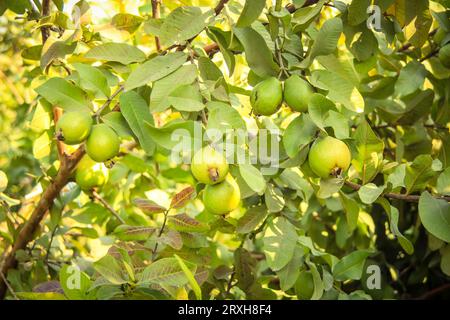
0;0;450;300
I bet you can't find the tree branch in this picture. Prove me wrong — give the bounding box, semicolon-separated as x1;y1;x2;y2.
151;0;162;52
0;146;86;299
40;0;51;44
214;0;230;15
344;181;450;202
91;191;125;224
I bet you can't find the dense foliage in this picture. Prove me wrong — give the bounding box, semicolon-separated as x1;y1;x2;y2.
0;0;450;300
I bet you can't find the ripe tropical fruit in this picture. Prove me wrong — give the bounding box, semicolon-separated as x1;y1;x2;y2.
56;111;92;145
86;124;120;162
439;44;450;69
308;136;351;178
191;146;229;184
283;75;314;113
203;174;241;215
295;270;314;300
75;155;109;190
250;77;283;116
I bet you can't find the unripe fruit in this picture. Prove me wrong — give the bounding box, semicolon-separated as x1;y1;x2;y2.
203;175;241;215
86;124;120;162
75;155;109;190
56;111;92;145
250;77;283;116
439;44;450;69
191;146;229;185
308;136;351;179
284;75;314;113
295;271;314;300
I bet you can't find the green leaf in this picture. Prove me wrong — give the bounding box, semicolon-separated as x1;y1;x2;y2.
59;265;93;300
437;167;450;196
395;61;427;97
30;98;52;132
333;250;372;281
73;63;110;98
358;183;385;204
236;0;266;28
440;245;450;276
405;155;437;194
386;164;406;189
306;260;324;300
40;41;77;70
378;198;414;254
239;163;266;194
263;217;298;271
167;213;210;233
236;205;269;234
277;247;304;291
113;225;156;241
308;93;336;130
317;178;345;199
264;184;285;213
125;52;187;91
0;171;7;192
16;292;67;300
111;13;144;33
174;255;202;300
418;192;450;243
233;26;279;78
168;84;204;112
283;114;317;158
339;192;359;232
348;0;371;26
150;65;198;112
93;255;127;285
139;257;196;287
351;119;384;184
33;131;52;159
310;70;364;113
119;91;156;155
206;102;246;135
85;43;146;65
35;78;91;112
299;17;343;67
159;7;215;46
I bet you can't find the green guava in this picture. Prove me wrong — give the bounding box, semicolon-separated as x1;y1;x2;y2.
250;77;283;116
56;111;92;145
308;136;351;178
283;75;314;113
75;155;109;190
191;146;229;185
203;174;241;215
86;124;120;162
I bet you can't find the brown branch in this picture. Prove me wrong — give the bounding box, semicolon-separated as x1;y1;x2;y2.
214;0;230;15
0;146;86;299
151;0;162;52
41;0;51;44
53;107;65;160
415;283;450;300
344;181;450;203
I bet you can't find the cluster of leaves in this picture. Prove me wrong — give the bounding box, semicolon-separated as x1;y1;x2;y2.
0;0;450;300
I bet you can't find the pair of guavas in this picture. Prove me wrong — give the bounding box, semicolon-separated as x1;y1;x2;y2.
56;111;121;190
190;146;241;215
250;75;314;116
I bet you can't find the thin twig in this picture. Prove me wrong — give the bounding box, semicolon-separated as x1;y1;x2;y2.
151;0;162;52
91;191;125;224
0;271;18;300
95;85;124;122
152;209;169;260
344;181;450;202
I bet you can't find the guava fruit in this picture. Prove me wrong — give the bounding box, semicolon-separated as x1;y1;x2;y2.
56;111;92;145
86;124;120;162
191;146;229;185
75;155;109;190
250;77;283;116
308;136;351;178
283;75;314;113
203;174;241;215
